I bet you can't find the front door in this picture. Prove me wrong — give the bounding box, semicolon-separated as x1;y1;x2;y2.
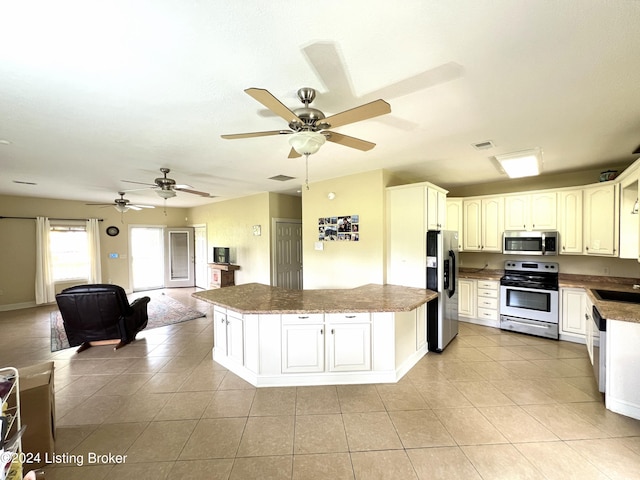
164;227;195;288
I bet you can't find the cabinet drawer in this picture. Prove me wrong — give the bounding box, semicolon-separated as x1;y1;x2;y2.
477;297;498;310
325;312;371;323
477;288;498;299
477;307;498;320
281;313;324;324
477;280;498;290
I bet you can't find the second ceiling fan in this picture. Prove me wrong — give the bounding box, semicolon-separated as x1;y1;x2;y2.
221;87;391;158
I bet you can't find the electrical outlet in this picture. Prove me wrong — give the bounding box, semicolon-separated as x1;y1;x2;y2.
604;267;610;275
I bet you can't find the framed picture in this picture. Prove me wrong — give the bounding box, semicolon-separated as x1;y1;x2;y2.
318;215;359;241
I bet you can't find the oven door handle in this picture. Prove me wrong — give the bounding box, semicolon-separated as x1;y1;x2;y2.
507;319;551;330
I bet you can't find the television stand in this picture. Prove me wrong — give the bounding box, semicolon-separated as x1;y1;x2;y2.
208;263;240;288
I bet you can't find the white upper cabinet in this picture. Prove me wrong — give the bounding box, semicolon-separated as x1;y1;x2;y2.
557;189;583;254
446;198;464;250
425;185;447;230
583;183;619;256
504;192;557;231
462;196;504;252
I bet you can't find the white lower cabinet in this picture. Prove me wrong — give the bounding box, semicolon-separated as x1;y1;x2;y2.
282;314;372;373
214;307;244;366
327;321;372;372
560;287;587;343
281;323;325;373
459;278;499;327
213;306;428;387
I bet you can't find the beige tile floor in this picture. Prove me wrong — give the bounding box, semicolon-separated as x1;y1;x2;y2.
2;287;640;479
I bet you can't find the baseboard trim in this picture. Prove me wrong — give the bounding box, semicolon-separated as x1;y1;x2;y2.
0;301;38;311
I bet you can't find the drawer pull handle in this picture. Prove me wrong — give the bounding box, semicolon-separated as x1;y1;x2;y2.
320;329;323;335
345;315;356;318
298;316;309;319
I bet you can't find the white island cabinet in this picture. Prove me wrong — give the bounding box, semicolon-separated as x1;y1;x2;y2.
606;319;640;420
196;283;436;387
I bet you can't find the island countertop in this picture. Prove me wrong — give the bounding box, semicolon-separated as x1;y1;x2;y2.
193;283;438;314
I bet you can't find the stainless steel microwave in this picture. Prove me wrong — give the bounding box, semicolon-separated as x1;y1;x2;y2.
503;231;558;255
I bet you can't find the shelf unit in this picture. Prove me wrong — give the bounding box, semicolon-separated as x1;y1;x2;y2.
1;367;22;480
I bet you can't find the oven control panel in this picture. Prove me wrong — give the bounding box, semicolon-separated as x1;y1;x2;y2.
504;261;558;272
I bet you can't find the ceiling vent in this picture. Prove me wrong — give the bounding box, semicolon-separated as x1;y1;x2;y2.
472;140;495;150
269;175;295;182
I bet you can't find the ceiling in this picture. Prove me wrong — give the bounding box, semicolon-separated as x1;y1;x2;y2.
2;0;640;208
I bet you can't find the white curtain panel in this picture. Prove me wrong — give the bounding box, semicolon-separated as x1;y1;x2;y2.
35;216;55;304
86;218;102;284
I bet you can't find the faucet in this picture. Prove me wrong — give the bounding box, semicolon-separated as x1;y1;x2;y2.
633;284;640;290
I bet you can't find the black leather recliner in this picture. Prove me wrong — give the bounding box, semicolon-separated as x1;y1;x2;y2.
55;284;150;353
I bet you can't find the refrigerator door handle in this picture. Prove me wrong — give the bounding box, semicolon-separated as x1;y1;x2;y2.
447;250;456;298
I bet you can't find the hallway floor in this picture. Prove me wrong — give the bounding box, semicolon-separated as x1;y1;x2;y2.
1;288;640;479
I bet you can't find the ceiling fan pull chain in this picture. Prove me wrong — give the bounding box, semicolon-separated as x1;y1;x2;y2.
305;153;310;190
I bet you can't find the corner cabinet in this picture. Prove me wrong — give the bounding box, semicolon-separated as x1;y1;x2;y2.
583;183;619;256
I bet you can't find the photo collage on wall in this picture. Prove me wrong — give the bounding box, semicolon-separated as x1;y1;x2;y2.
318;215;359;241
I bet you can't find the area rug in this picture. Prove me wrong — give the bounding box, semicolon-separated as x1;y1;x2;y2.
50;294;206;352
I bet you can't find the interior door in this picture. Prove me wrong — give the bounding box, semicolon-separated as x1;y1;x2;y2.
272;220;303;289
194;225;208;289
164;227;195;288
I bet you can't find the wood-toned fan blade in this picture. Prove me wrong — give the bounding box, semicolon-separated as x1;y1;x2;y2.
245;88;303;125
221;130;291;139
325;132;376;151
323;99;391;129
174;187;211;197
288;147;301;159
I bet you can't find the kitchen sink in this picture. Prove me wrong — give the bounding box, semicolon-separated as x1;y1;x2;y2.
592;289;640;304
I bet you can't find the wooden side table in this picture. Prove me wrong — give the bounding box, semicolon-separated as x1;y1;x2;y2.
209;263;240;288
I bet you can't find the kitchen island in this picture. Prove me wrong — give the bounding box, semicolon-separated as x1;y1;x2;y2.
193;283;437;387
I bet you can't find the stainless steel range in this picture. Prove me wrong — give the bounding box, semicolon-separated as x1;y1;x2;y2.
499;260;559;339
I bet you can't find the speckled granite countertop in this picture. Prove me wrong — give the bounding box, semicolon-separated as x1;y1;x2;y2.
459;268;640;324
193;283;438;314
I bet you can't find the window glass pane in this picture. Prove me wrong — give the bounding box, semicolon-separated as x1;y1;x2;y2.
50;229;89;281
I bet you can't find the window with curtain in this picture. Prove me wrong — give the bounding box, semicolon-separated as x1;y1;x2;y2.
49;225;90;281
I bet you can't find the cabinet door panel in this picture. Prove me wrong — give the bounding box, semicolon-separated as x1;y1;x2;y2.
214;309;227;356
463;200;482;251
328;323;371;371
282;324;324;373
226;315;244;366
558;190;583;254
561;288;586;336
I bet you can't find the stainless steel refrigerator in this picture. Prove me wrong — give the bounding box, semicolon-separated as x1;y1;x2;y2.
426;230;459;352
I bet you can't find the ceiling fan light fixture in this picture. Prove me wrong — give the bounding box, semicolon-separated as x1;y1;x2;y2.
114;204;130;213
156;189;177;199
289;131;326;155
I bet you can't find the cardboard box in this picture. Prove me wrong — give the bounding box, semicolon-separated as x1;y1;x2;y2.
18;362;55;470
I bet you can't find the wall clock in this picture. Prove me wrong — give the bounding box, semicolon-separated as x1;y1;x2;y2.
106;226;120;237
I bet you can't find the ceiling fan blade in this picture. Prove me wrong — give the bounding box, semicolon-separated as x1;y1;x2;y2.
221;130;292;140
302;42;354;98
325;132;376;151
132;204;155;209
85;203;115;206
128;205;143;211
323;99;391;129
174;187;211;197
288;148;301;159
245;88;303;125
121;180;157;187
